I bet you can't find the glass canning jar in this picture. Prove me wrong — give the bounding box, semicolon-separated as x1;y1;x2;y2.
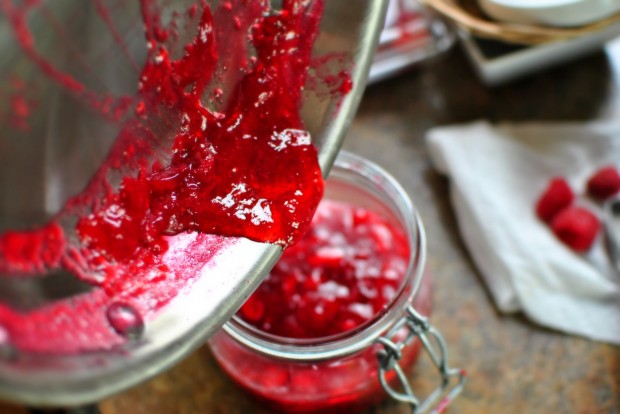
208;151;465;413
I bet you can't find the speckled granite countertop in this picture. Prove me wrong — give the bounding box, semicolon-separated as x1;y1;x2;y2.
6;39;620;414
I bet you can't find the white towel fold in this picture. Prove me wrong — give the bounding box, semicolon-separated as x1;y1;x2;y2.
426;120;620;345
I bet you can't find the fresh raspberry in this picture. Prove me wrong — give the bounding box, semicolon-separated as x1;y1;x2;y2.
536;177;574;222
550;205;600;253
587;165;620;200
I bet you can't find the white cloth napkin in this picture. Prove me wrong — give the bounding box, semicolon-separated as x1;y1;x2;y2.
426;120;620;345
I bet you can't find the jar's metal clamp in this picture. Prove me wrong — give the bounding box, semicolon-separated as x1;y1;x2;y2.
376;305;466;413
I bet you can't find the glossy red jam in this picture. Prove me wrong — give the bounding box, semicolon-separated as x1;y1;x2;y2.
0;0;350;354
239;199;410;338
210;187;432;413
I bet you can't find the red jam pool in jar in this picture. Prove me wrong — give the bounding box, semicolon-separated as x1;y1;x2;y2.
208;151;432;413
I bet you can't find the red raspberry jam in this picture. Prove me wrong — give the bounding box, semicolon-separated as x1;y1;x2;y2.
239;199;411;338
210;153;432;414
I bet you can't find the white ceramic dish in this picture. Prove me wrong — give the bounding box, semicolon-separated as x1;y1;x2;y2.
459;20;620;85
478;0;620;27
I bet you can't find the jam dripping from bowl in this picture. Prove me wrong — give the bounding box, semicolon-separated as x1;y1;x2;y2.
0;0;352;354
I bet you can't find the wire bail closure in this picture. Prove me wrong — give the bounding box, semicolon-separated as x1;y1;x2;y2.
376;305;466;413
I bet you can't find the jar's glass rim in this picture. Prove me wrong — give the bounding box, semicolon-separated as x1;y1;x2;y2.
222;150;426;361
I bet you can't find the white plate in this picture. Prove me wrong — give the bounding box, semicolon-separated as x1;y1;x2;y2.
478;0;620;27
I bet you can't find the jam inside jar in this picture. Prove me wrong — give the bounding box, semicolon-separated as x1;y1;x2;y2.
208;151;433;413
